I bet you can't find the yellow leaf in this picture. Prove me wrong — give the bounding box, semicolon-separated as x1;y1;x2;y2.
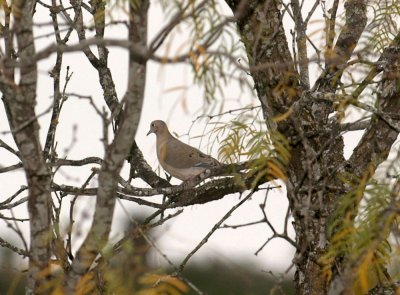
197;44;206;55
138;273;160;285
138;273;189;294
272;108;293;122
331;226;354;243
76;272;95;295
267;161;286;180
51;285;64;295
137;289;158;295
162;276;189;292
189;51;199;72
357;251;373;294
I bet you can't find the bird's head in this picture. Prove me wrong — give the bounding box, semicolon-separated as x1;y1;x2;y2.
147;120;168;136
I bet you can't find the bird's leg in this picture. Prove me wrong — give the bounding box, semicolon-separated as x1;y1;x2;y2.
183;173;203;186
197;169;212;182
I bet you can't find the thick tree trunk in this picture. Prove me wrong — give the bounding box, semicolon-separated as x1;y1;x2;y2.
226;0;400;293
1;1;53;293
225;1;364;294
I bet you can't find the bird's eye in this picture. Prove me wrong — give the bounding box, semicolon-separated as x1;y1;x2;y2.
151;123;154;127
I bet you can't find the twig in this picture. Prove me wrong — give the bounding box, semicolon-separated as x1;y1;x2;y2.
0;186;28;208
0;138;19;157
66;170;97;260
325;0;340;54
176;189;256;275
0;236;29;257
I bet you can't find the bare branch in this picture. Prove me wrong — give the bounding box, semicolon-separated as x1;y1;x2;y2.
324;0;339;56
65;1;150;291
177;189;256;275
347;40;400;178
0;138;19;157
291;0;310;88
318;0;368;92
0;186;27;208
0;237;29;257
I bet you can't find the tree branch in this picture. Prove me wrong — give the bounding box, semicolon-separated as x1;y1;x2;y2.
317;0;368;92
347;36;400;178
1;1;53;293
65;1;150;291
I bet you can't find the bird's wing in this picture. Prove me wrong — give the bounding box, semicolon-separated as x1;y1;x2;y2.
161;137;219;169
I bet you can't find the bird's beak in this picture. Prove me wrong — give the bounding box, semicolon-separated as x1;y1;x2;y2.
146;129;152;136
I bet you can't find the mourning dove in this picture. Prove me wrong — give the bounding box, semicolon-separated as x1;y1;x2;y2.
147;120;221;181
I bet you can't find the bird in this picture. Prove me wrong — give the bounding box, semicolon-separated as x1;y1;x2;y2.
147;120;221;181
